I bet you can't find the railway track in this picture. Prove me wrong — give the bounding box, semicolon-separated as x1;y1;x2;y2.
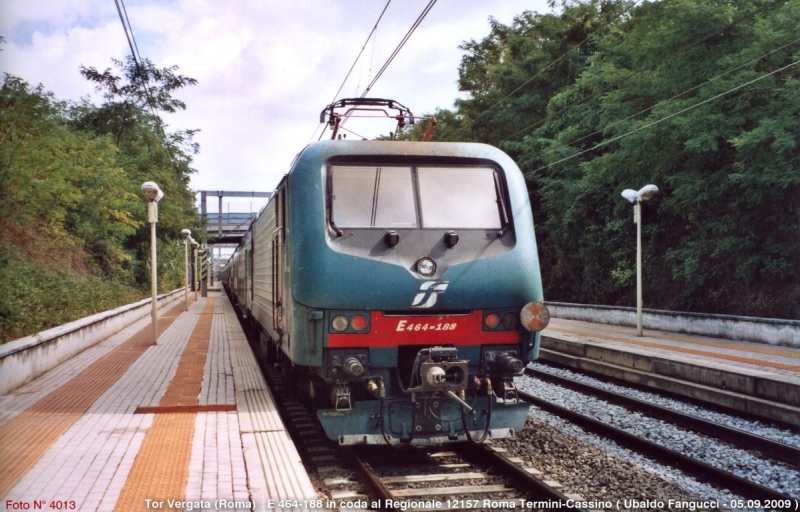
524;366;800;467
520;367;798;506
253;333;592;511
246;305;796;509
343;442;592;511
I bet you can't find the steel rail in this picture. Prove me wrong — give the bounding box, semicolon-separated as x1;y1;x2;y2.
345;443;589;512
340;447;394;511
525;367;800;467
518;389;795;504
452;443;589;512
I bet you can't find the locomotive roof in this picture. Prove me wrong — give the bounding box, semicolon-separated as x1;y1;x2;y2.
290;140;519;173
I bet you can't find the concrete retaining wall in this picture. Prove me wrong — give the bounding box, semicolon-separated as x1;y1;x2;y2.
0;289;185;395
546;302;800;348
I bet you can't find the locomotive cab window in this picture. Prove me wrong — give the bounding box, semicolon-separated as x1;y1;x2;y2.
417;167;502;229
329;164;507;230
331;166;417;228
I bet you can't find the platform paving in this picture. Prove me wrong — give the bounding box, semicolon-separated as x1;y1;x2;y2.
0;288;317;511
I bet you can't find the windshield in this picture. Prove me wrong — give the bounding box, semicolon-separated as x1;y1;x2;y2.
417;167;502;229
331;166;417;228
330;165;504;230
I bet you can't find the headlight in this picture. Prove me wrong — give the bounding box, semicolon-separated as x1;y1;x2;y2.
520;302;550;332
331;314;350;332
329;312;370;333
416;257;436;276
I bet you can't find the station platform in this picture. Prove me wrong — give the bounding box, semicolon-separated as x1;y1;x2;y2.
0;287;317;511
540;318;800;428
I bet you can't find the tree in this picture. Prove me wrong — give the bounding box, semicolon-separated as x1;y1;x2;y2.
78;56;197;142
74;56;204;286
0;54;206;342
451;0;800;317
453;1;632;149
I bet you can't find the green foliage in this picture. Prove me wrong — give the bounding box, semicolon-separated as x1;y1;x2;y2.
444;0;800;317
0;55;205;342
392;108;468;142
138;238;190;294
0;244;146;343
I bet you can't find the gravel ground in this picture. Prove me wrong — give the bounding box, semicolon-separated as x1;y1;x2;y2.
527;362;800;449
496;416;710;511
302;362;800;510
487;363;800;510
520;364;800;496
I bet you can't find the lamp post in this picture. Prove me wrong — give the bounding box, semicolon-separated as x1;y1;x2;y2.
191;239;199;302
141;181;164;345
621;184;658;337
181;229;191;311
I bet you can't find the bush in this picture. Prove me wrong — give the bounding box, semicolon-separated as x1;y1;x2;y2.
0;244;147;343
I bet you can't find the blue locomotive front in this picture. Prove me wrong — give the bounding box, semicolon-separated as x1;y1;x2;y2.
230;138;549;445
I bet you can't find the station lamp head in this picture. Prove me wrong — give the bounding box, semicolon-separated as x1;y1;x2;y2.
181;229;191;239
141;182;164;202
621;184;658;203
639;184;659;201
621;189;639;203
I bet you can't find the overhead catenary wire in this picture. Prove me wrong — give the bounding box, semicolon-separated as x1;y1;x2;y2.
113;0;181;179
360;0;438;98
311;0;438;142
339;0;438;131
500;0;787;142
331;0;392;105
308;0;393;144
118;0;146;75
113;0;139;73
113;0;159;119
523;57;800;177
536;35;800;163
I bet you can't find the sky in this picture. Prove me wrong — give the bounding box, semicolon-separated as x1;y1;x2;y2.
0;0;552;214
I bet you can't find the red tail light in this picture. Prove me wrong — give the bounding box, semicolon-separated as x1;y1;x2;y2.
484;313;501;329
350;314;368;332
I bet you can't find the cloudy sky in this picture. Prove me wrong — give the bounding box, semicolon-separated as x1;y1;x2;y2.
0;0;551;213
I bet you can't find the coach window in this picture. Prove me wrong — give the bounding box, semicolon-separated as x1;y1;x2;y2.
331;165;417;228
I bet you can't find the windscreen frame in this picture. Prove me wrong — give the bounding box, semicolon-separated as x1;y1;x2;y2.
325;156;512;234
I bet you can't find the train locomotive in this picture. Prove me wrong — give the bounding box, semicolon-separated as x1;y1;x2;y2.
221;99;550;446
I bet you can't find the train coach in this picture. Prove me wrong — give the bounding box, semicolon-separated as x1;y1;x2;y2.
221;99;550;446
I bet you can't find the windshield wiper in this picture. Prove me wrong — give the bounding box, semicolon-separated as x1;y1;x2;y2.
370;167;382;228
493;172;510;237
330;220;344;237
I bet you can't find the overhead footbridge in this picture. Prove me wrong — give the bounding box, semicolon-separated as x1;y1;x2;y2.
199;190;272;245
